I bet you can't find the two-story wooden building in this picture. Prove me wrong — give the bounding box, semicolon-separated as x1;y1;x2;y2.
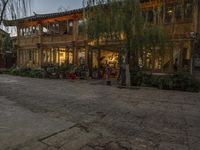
3;0;200;77
4;9;87;68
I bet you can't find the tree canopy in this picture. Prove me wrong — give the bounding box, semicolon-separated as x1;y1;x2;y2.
84;0;168;85
84;0;168;60
0;0;31;25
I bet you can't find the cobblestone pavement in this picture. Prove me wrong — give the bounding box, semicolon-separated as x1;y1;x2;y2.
0;74;200;150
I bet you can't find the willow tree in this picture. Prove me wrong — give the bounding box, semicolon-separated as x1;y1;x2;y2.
0;32;14;52
0;0;31;25
85;0;144;86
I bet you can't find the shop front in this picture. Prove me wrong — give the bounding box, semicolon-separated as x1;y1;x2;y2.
88;48;119;79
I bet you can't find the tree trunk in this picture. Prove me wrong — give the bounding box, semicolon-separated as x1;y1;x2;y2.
125;64;131;87
161;48;164;72
125;50;131;87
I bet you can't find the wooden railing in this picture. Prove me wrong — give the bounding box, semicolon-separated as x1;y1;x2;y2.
17;34;86;47
164;22;194;39
17;36;40;46
141;0;177;10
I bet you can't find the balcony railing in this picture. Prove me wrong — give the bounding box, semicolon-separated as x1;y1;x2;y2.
164;22;194;39
17;34;86;47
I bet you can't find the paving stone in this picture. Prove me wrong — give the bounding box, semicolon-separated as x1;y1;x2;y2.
188;136;200;150
0;75;200;150
19;141;48;150
59;131;97;150
158;142;188;150
105;142;123;150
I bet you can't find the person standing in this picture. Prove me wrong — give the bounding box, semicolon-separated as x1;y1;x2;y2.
106;64;111;85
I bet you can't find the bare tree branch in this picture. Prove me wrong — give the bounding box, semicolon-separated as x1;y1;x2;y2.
0;0;9;25
0;0;31;27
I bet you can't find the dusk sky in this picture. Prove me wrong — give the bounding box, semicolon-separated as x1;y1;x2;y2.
32;0;82;14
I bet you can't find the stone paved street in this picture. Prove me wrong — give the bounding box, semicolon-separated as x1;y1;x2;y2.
0;74;200;150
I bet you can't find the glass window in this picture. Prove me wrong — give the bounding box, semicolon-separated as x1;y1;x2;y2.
147;10;154;23
68;20;73;35
175;5;182;22
184;0;193;21
165;6;174;23
78;20;85;35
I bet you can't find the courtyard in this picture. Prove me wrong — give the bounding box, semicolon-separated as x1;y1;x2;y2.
0;74;200;150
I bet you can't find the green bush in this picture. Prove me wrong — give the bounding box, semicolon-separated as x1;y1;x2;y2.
29;69;45;78
9;68;45;78
131;70;200;92
130;65;143;86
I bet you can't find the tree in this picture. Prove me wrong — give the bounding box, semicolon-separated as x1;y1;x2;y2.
0;0;31;25
85;0;143;86
0;32;14;53
84;0;168;86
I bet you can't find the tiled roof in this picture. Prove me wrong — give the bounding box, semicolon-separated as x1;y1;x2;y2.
0;28;8;35
4;8;83;26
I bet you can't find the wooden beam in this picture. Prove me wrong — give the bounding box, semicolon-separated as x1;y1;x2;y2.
19;13;82;28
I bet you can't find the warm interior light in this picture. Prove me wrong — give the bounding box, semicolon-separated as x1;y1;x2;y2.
168;10;173;14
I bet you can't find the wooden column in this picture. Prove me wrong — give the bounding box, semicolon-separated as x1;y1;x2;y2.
22;50;24;67
39;49;43;68
72;42;76;65
85;41;88;66
90;49;93;77
73;20;78;41
193;0;199;33
53;49;55;65
98;48;101;79
67;47;70;65
58;48;60;66
179;41;184;72
169;42;174;73
16;49;19;67
64;48;67;65
198;1;200;33
87;46;90;68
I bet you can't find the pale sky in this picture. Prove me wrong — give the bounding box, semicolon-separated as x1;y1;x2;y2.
32;0;83;14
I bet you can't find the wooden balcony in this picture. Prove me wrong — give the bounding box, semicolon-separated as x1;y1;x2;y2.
17;36;40;47
17;34;86;48
141;0;177;10
164;22;194;39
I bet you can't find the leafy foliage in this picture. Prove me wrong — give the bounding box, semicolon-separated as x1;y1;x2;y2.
0;33;14;53
131;71;200;92
9;68;45;78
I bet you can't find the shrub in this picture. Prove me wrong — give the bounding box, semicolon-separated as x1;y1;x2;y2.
29;69;45;78
130;65;143;86
131;70;200;92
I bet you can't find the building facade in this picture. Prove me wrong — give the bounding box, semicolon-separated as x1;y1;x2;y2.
4;0;200;77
